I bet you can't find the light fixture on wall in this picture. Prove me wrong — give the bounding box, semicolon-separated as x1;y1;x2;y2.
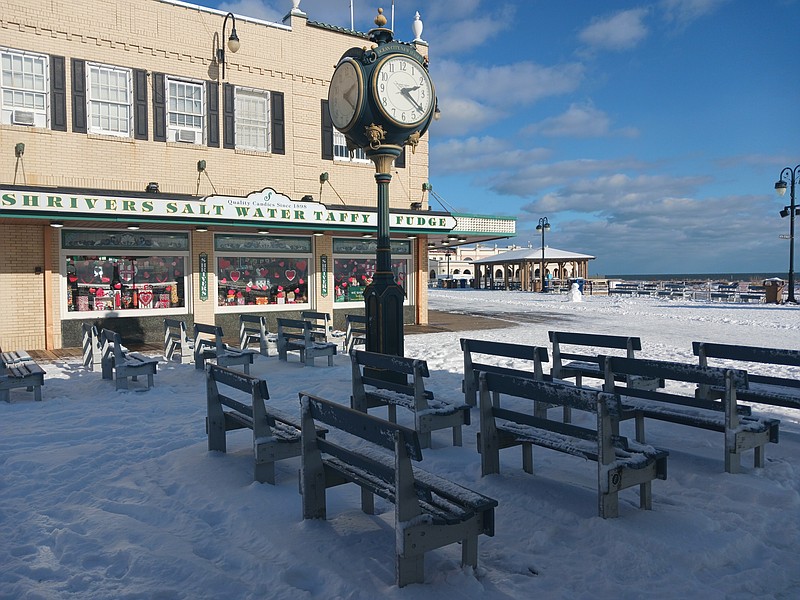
312;231;324;237
49;221;64;228
319;171;346;204
145;182;159;193
217;12;241;80
196;159;217;194
15;142;24;157
301;194;314;202
361;233;373;238
195;226;208;232
13;142;26;185
258;229;270;235
127;224;141;231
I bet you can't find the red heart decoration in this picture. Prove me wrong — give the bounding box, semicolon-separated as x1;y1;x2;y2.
230;270;240;282
259;268;268;277
138;291;153;306
285;269;296;281
274;272;280;278
220;278;227;284
261;284;267;290
295;260;307;271
113;283;122;290
68;275;78;283
279;261;285;267
219;259;231;269
96;288;105;297
299;278;305;285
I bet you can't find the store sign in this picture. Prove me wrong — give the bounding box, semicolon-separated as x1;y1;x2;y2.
199;252;208;301
1;187;458;232
320;254;328;297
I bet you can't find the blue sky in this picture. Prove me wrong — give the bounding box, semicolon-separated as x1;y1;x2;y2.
198;0;799;275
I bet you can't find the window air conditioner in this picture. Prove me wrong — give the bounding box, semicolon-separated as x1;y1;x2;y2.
176;128;197;143
12;110;35;126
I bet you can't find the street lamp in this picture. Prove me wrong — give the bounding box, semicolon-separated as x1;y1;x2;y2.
775;164;800;304
536;217;550;292
217;12;241;80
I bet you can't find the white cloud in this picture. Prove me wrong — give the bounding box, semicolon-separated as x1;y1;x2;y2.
430;136;551;174
578;9;649;51
660;0;731;26
524;102;640;138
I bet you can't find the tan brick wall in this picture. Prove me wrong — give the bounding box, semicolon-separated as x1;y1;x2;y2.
0;224;46;350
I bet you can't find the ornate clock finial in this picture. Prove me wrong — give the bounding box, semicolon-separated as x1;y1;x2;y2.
375;8;387;27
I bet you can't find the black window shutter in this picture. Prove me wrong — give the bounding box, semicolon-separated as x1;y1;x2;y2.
321;99;333;160
223;83;235;149
133;69;148;140
206;81;219;147
396;147;406;169
50;55;67;131
271;91;285;155
152;72;166;142
70;58;86;133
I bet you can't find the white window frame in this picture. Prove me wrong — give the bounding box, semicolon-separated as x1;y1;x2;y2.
333;128;370;163
166;76;204;145
0;47;49;128
86;62;133;137
235;87;271;152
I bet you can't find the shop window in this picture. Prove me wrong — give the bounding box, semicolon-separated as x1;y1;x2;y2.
214;234;311;310
0;48;49;128
86;63;132;137
61;230;190;317
332;238;412;305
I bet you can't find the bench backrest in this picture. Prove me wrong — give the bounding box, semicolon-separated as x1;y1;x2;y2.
693;341;800;370
99;328;127;377
277;318;313;343
344;314;367;353
351;350;429;411
82;323;100;370
207;364;270;437
549;330;642;372
164;318;191;347
301;311;332;342
301;392;423;460
194;322;225;352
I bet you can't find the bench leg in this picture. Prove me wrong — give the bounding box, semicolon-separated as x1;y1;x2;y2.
635;414;646;443
327;353;334;367
754;445;765;469
452;425;463;447
418;430;432;449
522;443;533;474
115;375;128;391
600;491;619;519
0;389;9;403
387;404;397;424
360;487;374;515
33;384;42;402
725;449;741;474
639;482;652;510
397;553;425;588
254;461;276;485
147;373;154;389
461;535;478;569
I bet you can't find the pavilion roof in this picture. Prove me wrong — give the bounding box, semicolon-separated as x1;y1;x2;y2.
470;246;595;265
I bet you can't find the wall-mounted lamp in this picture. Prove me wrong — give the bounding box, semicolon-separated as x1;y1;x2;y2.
217;12;241;80
301;194;314;202
312;231;325;237
146;182;159;193
197;160;206;172
49;221;64;228
195;226;208;232
15;142;25;158
319;172;329;183
14;142;26;185
34;266;43;275
458;236;467;242
127;224;141;231
410;202;423;210
422;182;433;192
361;233;373;238
447;233;459;240
406;235;417;240
441;239;450;245
196;160;217;194
258;229;270;235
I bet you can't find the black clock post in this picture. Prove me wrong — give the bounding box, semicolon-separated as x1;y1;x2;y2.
328;8;436;365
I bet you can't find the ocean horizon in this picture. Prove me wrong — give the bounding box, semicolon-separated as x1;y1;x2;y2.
600;272;787;282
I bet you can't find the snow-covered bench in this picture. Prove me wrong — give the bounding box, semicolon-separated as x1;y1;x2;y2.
0;352;45;403
350;349;469;448
239;314;277;357
81;323;102;371
478;370;668;518
601;356;780;474
299;392;498;587
343;313;366;354
206;364;323;484
460;337;549;407
276;318;337;366
163;318;194;364
100;329;158;391
193;323;257;374
693;341;800;412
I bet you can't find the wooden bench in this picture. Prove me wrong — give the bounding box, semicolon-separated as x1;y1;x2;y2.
0;353;45;403
206;364;324;484
193;323;257;374
601;356;780;474
300;310;333;344
460;337;549;407
350;349;469;448
478;371;668;518
276;318;337;366
100;329;158;391
693;341;800;411
82;323;102;371
299;392;498;587
239;314;277;357
343;313;367;353
163;318;194;364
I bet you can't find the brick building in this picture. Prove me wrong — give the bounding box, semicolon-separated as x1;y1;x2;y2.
0;0;513;350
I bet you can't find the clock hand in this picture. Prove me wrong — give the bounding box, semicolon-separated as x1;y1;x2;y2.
401;88;425;112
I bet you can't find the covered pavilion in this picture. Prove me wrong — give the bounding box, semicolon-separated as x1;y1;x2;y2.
471;246;595;291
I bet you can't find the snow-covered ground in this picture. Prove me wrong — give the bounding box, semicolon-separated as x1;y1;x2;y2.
2;290;799;599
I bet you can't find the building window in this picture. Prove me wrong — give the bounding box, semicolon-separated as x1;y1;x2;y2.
333;128;369;162
332;238;412;304
236;87;270;151
167;77;203;144
87;63;132;136
0;48;48;128
61;230;190;317
214;235;312;310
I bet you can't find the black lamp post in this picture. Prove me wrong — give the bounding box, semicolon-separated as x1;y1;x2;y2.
776;164;800;304
217;12;240;80
536;217;550;292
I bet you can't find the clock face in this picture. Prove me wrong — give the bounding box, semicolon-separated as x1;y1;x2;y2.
328;59;363;132
373;55;434;126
